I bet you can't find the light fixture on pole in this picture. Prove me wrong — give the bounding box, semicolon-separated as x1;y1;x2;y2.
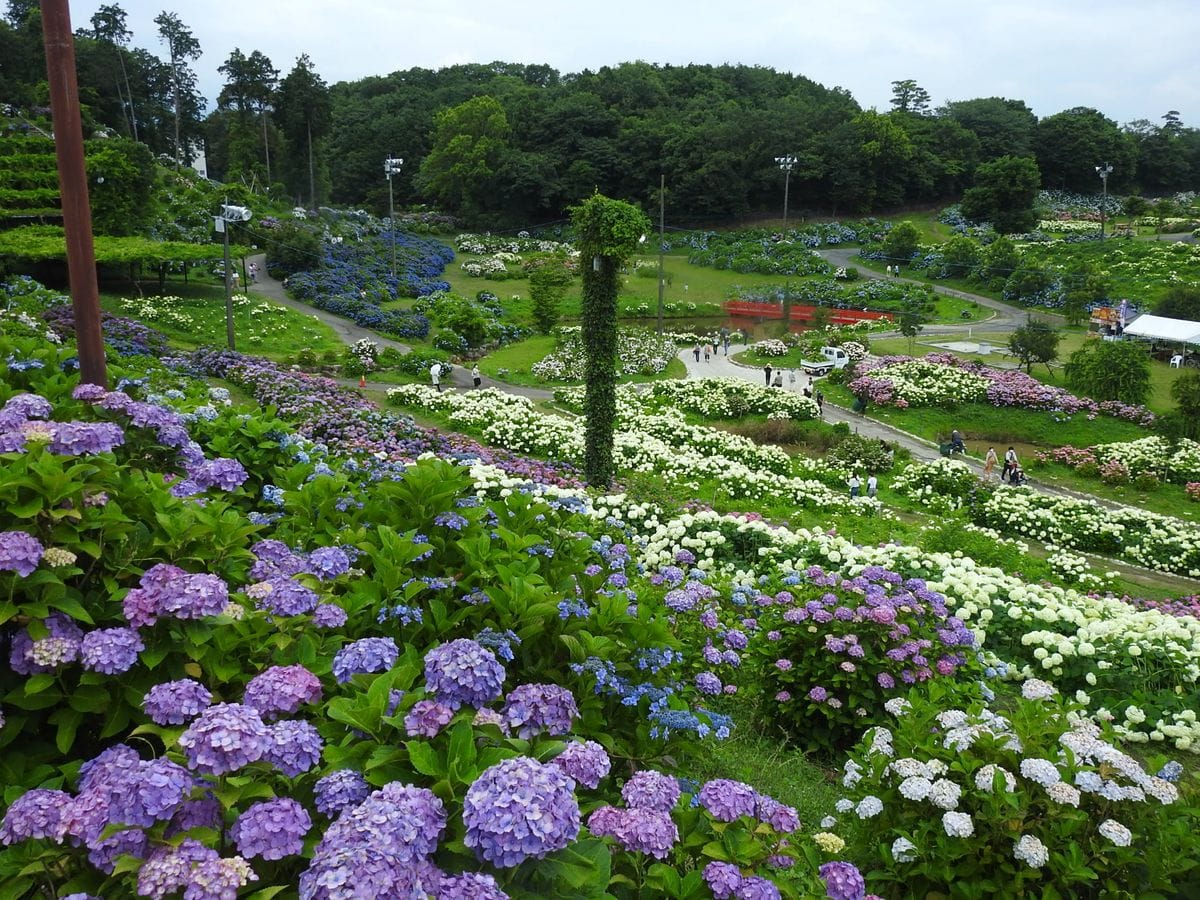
1095;162;1113;240
215;203;252;350
657;173;665;336
775;154;797;229
384;156;403;277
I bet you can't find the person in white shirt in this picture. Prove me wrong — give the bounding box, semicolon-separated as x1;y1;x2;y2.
848;473;862;498
430;362;442;392
866;474;878;498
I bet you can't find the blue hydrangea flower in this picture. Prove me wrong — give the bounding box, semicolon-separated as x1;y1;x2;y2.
464;757;580;867
502;683;578;739
314;769;371;817
178;703;269;775
231;798;312;860
424;639;506;710
332;637;399;683
551;740;611;790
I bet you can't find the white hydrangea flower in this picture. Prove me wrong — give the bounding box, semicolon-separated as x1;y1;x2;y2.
884;697;911;717
820;816;838;829
898;776;933;801
927;778;961;810
855;795;884;819
1144;778;1179;805
889;758;932;780
835;798;853;813
975;764;1016;793
942;811;975;838
1013;834;1049;868
1019;758;1062;787
892;836;917;862
1098;819;1132;847
1021;678;1057;700
1046;782;1081;807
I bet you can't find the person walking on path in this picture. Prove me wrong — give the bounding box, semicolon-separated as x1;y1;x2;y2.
471;364;482;388
704;344;711;362
764;364;773;387
1002;446;1018;482
848;473;861;498
693;343;702;363
815;389;825;415
866;473;878;498
984;447;998;480
430;362;442;392
788;369;797;390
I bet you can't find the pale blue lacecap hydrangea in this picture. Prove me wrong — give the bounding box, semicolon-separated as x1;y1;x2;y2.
463;756;580;867
243;664;322;718
263;719;324;777
501;683;579;739
332;637;399;683
313;769;371;817
551;740;612;789
177;703;269;775
621;770;680;813
143;679;213;725
231;798;312;860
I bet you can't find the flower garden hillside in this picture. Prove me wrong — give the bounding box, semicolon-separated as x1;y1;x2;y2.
3;276;1200;898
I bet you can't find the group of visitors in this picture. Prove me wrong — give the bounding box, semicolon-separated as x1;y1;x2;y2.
982;445;1026;485
429;362;483;392
848;472;878;498
761;364;823;412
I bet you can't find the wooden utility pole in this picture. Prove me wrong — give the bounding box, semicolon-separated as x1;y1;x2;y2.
42;0;106;387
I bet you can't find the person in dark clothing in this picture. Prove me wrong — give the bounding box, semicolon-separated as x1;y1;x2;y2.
764;364;772;386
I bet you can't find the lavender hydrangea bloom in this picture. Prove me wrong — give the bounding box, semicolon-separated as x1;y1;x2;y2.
10;613;83;674
734;876;782;900
317;782;446;865
332;637;399;683
49;421;125;455
299;847;442;899
250;539;310;579
694;672;723;695
464;757;580;867
621;770;681;813
756;795;801;833
312;603;347;628
138;839;217;899
314;769;371;817
819;861;866;900
80;627;144;674
107;757;194;827
244;665;322;718
589;806;678;859
404;700;455;739
87;827;148;874
183;855;258;899
166;796;224;838
0;530;44;576
697;779;759;822
189;457;248;491
703;861;744;899
438;872;509;899
253;575;321;617
178;703;269;775
77;743;140;792
231;798;312;860
551;740;611;789
501;683;579;739
0;789;72;843
308;547;351;580
164;573;230;620
424;639;506;710
6;392;53;418
143;679;213;726
263;719;324;777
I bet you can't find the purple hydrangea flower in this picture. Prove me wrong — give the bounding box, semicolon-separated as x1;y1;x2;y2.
10;613;84;674
424;639;506;710
734;876;782;899
332;637;399;683
49;421;125;455
308;547;351;580
231;798;312;860
819;861;866;900
88;827;148;874
190;458;248;491
312;603;348;628
404;699;454;739
551;740;611;789
439;872;509;899
178;703;269;775
263;719;324;777
254;576;320;617
243;665;322;718
161;573;230;620
463;757;580;867
183;854;258;898
621;770;681;813
299;847;442;899
704;860;744;899
695;672;723;695
315;782;446;867
166;796;224;838
588;806;677;859
756;796;801;833
79;627;144;674
698;779;759;822
106;757;194;827
501;683;579;739
137;839;217;899
314;769;371;817
0;531;44;577
143;679;213;725
0;789;72;844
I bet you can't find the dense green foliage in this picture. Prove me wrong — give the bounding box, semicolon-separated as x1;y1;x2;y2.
1007;319;1061;374
1064;338;1153;405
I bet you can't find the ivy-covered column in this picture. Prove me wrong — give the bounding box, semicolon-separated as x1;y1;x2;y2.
569;193;650;488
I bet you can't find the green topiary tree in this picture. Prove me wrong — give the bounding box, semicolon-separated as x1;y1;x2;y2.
1064;338;1152;405
1007;318;1061;374
528;254;573;333
881;220;921;268
569;193;650;487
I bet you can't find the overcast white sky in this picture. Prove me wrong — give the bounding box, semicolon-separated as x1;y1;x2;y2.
68;0;1199;126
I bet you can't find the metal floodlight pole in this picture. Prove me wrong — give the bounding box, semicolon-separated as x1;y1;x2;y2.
1096;162;1113;239
384;156;403;278
218;205;251;351
776;154;797;230
42;0;106;387
657;173;665;336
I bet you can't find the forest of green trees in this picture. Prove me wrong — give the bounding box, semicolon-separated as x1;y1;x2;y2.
3;1;1198;229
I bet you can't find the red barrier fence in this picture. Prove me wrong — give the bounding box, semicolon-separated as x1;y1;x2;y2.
723;301;894;326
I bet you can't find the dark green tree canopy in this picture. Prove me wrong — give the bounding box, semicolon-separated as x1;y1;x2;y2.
1035;107;1136;192
960;155;1041;234
1064;338;1152;406
1008;319;1061;374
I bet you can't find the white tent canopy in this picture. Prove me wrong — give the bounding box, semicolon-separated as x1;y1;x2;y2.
1122;314;1200;345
